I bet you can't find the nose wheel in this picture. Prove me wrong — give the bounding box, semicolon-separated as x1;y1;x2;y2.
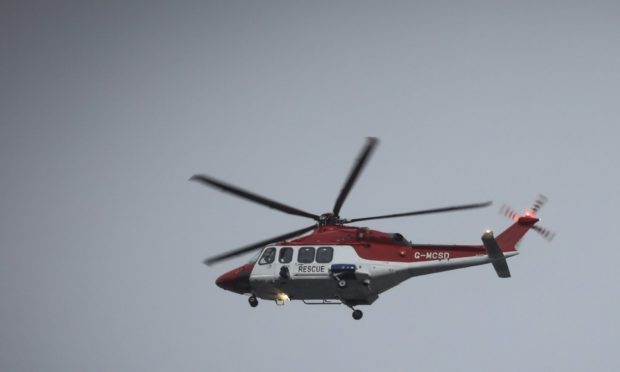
248;295;258;308
352;309;363;320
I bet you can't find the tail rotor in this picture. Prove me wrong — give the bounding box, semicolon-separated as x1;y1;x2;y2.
500;194;555;242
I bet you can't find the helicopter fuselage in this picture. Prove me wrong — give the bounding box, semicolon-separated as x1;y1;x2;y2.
215;222;530;308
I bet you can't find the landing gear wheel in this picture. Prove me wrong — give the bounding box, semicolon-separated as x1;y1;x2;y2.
352;309;363;320
248;295;258;308
337;279;347;288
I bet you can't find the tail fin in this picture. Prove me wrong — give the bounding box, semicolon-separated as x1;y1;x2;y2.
496;216;539;253
481;230;512;278
481;216;539;278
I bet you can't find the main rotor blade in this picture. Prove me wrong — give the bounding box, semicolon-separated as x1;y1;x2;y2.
204;224;316;266
345;201;493;223
332;137;378;216
190;174;320;221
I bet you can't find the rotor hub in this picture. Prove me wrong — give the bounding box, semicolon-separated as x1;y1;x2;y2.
319;212;343;226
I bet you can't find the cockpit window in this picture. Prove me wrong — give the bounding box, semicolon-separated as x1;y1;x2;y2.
316;247;334;263
258;247;276;265
279;247;293;263
297;247;315;263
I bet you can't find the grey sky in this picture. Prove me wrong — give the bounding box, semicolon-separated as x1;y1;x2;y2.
1;1;619;371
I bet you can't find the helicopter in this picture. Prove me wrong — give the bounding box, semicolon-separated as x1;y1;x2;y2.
191;137;553;320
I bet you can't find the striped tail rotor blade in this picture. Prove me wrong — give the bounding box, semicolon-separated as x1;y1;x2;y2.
500;204;519;221
533;225;556;242
532;194;548;213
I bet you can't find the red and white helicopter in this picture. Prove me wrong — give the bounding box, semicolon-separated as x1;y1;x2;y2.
192;138;553;319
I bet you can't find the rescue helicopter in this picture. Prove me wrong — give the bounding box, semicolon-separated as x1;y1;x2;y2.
191;138;553;320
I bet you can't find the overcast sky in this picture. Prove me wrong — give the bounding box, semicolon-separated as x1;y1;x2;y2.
1;1;619;371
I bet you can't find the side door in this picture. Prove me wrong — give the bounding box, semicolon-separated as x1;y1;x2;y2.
251;246;278;280
275;246;294;279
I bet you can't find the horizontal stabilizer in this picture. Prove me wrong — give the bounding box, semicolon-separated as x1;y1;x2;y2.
481;230;511;278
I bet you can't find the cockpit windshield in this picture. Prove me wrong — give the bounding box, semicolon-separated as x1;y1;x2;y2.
248;250;262;264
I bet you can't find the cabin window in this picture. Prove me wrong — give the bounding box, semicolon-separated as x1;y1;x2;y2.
297;247;315;263
279;247;293;263
316;247;334;263
259;247;276;265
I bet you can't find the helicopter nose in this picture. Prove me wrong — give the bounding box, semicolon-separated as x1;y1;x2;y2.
215;264;253;294
215;271;236;290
